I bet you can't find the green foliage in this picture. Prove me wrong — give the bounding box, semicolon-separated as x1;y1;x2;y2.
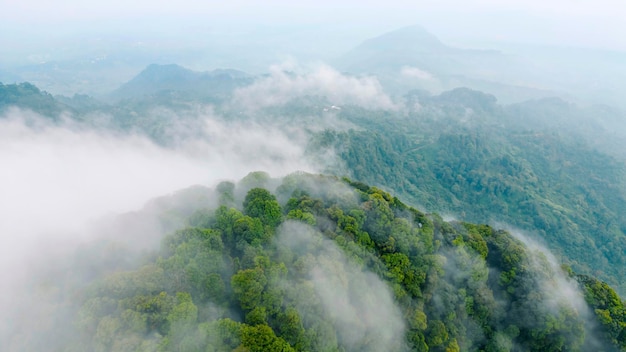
216;181;236;206
123;291;176;336
577;274;626;349
64;174;626;351
11;80;626;303
311;101;626;295
241;324;295;352
13;80;626;351
201;319;244;351
286;209;316;226
233;216;267;246
243;188;283;228
0;82;69;117
240;171;271;190
232;268;268;310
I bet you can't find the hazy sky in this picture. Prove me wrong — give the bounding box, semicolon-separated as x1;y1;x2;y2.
2;0;625;51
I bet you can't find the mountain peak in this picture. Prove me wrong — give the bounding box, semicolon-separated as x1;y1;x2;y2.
349;24;449;57
370;25;447;50
109;64;252;101
334;25;455;74
136;64;197;83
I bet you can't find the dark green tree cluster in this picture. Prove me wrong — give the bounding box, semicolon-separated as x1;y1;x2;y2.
577;274;626;350
61;173;626;351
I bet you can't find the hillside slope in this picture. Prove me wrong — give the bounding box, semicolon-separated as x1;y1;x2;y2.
109;64;253;101
5;80;626;298
306;91;626;294
6;172;625;351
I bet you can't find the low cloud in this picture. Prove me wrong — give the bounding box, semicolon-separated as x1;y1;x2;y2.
232;63;398;111
277;221;408;352
401;66;435;81
0;107;316;350
498;225;606;350
0;109;312;248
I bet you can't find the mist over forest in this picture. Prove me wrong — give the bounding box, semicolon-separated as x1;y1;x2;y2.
2;1;626;351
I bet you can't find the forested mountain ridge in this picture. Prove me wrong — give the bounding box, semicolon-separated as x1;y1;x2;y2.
305;89;626;294
8;172;626;351
0;81;71;117
333;26;560;104
335;25;507;77
3;79;626;295
4;9;626;352
108;64;253;102
335;25;626;108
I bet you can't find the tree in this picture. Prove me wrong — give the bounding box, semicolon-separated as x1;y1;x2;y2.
231;268;267;310
243;188;282;228
240;324;295;352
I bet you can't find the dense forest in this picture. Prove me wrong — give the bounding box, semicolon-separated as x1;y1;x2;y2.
303;89;626;294
4;7;626;350
3;80;626;293
8;172;625;351
3;79;626;350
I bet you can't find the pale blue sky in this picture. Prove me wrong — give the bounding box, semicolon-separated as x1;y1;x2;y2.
1;0;625;50
1;0;625;74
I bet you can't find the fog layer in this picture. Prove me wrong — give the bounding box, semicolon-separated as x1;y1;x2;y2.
0;107;314;344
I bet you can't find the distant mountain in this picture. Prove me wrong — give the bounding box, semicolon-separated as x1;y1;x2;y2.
335;25;514;77
0;82;71;118
504;97;626;158
334;25;562;104
4;59;142;97
109;64;253;101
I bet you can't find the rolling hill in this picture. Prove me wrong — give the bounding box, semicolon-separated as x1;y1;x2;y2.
5;172;625;351
108;64;253;101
